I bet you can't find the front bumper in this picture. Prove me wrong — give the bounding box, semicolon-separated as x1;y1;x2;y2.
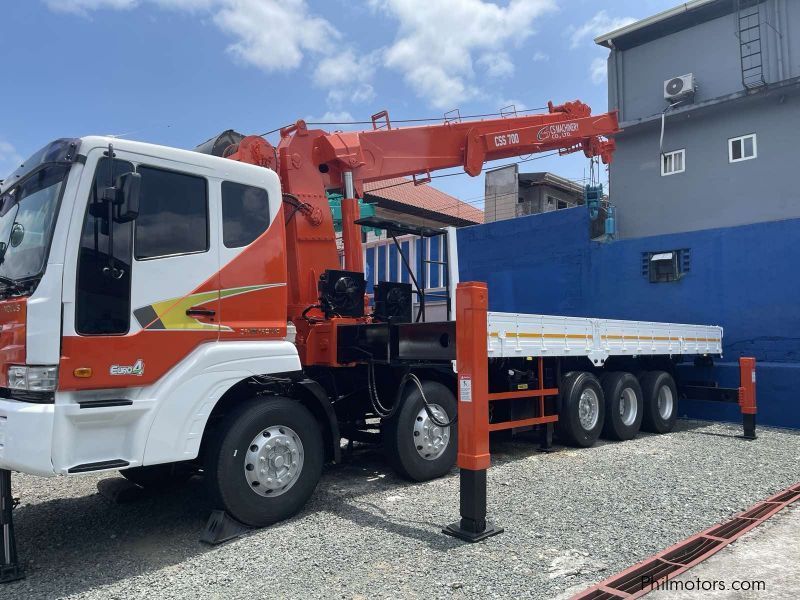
0;399;56;476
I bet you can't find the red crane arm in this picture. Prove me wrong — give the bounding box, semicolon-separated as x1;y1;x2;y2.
311;100;618;192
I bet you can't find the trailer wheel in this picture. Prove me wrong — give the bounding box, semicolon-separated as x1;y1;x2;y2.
557;371;605;447
205;397;323;527
640;371;678;434
384;380;457;482
120;463;194;489
600;372;643;441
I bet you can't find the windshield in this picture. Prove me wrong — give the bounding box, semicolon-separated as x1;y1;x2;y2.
0;164;68;283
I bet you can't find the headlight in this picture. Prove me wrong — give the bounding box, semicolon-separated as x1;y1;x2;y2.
7;366;58;392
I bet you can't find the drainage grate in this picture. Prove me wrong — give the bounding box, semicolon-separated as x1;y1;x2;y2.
571;481;800;599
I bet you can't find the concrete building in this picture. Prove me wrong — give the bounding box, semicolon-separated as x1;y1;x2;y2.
596;0;799;239
484;164;584;222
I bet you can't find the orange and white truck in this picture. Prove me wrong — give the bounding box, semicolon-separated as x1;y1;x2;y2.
0;101;743;578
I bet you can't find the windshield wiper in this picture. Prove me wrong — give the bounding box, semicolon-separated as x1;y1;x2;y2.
0;275;26;296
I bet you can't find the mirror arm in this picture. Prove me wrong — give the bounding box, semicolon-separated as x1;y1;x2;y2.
103;143;119;279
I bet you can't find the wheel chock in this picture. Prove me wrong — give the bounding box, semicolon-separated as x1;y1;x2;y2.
200;510;252;545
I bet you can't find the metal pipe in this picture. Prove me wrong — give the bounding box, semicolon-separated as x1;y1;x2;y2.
341;172;364;273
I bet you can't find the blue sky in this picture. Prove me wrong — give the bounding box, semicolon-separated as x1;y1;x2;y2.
1;0;679;207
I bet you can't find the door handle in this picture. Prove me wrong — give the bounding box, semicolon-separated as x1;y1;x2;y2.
186;307;216;317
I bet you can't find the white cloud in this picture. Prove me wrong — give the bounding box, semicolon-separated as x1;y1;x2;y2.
570;10;636;49
590;57;607;84
309;111;354;123
532;51;549;62
46;0;339;73
477;52;514;78
313;50;377;88
45;0;136;14
313;50;378;105
351;83;376;104
153;0;216;10
214;0;339;72
304;111;365;131
0;141;24;177
368;0;556;109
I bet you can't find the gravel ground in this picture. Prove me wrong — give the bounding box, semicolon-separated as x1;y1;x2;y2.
4;419;800;600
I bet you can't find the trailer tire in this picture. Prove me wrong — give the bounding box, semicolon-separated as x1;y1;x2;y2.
557;371;605;447
600;372;643;441
205;397;323;527
640;371;678;434
120;463;194;489
384;380;457;482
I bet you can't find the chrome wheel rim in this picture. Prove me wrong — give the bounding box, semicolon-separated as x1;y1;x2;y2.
578;388;600;431
244;425;304;497
657;385;674;420
413;403;450;461
619;387;638;426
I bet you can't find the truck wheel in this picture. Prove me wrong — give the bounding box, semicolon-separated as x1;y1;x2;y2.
384;380;457;482
120;463;193;489
205;397;323;527
640;371;678;434
557;371;605;448
600;372;643;441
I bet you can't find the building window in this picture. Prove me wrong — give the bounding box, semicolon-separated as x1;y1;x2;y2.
729;134;757;163
661;149;685;176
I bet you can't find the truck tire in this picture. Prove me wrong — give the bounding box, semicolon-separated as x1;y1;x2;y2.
384;380;457;482
120;462;193;489
557;371;605;448
640;371;678;434
600;372;643;441
205;397;324;527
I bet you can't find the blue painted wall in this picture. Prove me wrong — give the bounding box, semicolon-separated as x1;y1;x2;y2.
457;208;800;429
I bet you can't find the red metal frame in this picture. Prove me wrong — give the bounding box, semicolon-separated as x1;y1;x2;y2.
455;282;561;466
739;356;756;415
571;481;800;599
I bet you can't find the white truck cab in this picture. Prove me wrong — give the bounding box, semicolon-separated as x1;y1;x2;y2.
0;136;299;477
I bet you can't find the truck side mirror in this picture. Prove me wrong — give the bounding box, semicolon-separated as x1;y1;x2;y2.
114;172;141;223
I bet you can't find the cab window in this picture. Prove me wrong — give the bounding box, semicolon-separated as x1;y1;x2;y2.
134;166;209;260
221;182;270;248
76;158;134;335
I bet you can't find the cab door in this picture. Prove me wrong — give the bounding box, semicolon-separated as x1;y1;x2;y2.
62;151;220;390
129;162;219;339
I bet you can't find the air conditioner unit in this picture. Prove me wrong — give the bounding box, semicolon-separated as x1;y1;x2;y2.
664;74;696;102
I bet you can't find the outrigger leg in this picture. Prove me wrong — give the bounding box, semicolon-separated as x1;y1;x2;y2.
0;469;23;583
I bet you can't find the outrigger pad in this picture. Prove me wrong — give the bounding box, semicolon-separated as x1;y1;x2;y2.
443;520;504;543
200;510;251;545
0;563;24;584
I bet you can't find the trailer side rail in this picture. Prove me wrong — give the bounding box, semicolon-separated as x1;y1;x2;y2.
487;311;723;364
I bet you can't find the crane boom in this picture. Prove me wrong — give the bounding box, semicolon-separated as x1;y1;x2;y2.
224;100;619;328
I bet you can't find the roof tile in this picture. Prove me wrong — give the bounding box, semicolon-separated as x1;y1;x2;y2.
364;177;483;224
